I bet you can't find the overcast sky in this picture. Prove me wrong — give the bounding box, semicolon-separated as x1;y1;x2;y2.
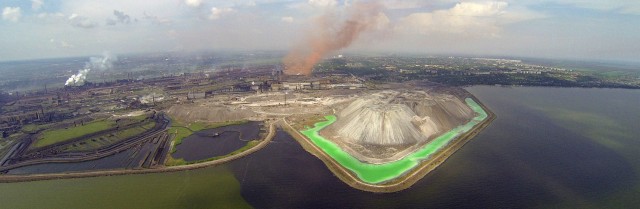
1;0;639;62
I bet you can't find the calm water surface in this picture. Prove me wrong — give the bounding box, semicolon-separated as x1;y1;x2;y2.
0;86;638;208
173;121;261;161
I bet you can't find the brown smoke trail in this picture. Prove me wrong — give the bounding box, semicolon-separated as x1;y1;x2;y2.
283;1;384;76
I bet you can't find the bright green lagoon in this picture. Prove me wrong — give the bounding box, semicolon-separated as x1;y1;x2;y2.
300;98;488;184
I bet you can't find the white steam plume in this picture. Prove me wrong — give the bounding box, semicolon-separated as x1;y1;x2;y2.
65;52;117;86
86;52;117;70
65;69;91;86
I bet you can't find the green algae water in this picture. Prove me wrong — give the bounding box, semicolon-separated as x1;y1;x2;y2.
300;98;488;184
0;166;252;209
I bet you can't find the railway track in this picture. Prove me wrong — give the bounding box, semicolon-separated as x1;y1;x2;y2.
0;115;170;172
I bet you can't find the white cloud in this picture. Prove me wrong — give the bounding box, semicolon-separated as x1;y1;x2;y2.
37;12;65;19
50;38;75;48
308;0;337;8
246;1;257;7
32;0;45;11
382;0;427;10
2;7;22;22
399;1;537;36
281;16;294;23
209;7;235;20
548;0;640;15
107;10;131;25
185;0;203;8
449;1;508;16
143;12;172;25
68;13;98;28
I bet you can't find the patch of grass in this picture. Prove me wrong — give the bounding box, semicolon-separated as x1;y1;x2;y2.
167;127;193;154
187;120;249;132
165;155;187;166
34;119;117;148
116;126;150;139
61;121;157;152
20;123;55;134
140;121;156;130
21;124;38;133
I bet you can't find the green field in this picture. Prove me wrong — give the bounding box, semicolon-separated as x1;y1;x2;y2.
300;98;488;184
61;121;157;152
34;120;117;148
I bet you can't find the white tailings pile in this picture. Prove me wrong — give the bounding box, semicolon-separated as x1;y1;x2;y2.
327;90;473;146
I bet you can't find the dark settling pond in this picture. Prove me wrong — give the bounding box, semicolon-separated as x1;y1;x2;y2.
172;121;262;161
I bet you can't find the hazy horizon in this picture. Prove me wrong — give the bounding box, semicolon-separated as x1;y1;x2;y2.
1;0;639;63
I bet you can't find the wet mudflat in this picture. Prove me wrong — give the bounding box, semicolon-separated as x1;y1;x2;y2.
173;121;261;162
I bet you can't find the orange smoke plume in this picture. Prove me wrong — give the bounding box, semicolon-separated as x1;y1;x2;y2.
283;1;384;76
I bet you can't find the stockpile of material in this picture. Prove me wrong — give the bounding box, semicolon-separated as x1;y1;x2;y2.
328;91;473;147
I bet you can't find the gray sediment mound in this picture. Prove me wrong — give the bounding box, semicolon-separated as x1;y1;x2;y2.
322;90;475;163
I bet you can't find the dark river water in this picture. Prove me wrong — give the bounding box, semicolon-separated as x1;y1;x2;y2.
0;86;639;209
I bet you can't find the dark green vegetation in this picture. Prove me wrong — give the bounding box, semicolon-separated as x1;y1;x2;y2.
60;120;156;152
34;119;116;148
32;115;154;149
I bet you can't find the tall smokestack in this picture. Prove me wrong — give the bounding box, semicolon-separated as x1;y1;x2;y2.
283;1;385;76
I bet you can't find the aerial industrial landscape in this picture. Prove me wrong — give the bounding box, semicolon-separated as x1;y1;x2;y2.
0;50;501;192
1;0;640;208
2;50;637;192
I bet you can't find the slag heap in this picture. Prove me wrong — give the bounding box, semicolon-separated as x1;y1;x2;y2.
328;91;474;147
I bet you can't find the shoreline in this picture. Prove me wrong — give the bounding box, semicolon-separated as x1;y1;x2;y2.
282;96;496;193
0;120;277;183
